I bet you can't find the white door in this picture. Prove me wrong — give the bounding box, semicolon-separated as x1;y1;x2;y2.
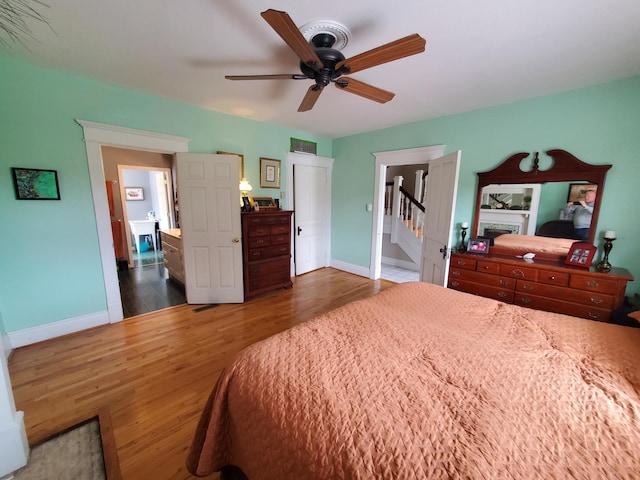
420;151;461;285
176;153;243;304
294;164;328;275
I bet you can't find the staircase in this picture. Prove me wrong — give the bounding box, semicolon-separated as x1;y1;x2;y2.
383;171;426;265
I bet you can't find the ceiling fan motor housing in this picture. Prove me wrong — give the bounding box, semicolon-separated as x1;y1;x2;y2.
300;33;347;87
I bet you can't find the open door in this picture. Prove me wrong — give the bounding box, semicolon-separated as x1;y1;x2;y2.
420;151;461;286
176;153;243;304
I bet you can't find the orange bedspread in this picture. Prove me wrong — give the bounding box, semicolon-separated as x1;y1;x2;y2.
187;282;640;479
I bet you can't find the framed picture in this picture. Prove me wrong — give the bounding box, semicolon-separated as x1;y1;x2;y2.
567;183;597;203
125;187;144;201
217;151;245;181
260;157;281;188
12;167;60;200
251;196;277;210
565;241;596;268
467;238;490;254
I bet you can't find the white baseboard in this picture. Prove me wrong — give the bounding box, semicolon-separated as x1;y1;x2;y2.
381;256;420;271
1;334;10;362
8;310;110;349
0;411;29;478
330;259;370;278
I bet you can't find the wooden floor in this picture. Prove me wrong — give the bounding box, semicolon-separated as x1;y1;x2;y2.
9;268;395;480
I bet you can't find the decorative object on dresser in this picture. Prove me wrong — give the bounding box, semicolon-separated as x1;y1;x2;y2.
448;252;633;322
457;222;468;252
467;238;489;254
160;229;184;285
596;230;616;272
250;196;277;210
242;210;293;300
565;241;596;267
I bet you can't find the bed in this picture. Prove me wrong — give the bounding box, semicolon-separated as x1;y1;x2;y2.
491;233;575;261
187;282;640;479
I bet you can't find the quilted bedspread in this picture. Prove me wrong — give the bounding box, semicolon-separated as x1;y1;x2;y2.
187;282;640;479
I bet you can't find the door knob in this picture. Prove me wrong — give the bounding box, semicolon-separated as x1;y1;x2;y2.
439;245;448;260
297;226;302;236
232;237;240;243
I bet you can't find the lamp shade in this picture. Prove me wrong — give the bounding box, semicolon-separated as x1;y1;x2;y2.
239;178;252;193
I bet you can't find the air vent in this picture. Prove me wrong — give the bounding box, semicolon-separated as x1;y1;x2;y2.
290;138;317;155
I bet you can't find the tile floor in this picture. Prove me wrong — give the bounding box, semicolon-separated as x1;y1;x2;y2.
118;248;187;318
380;264;420;283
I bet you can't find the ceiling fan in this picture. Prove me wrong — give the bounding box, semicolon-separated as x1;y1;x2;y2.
225;9;426;112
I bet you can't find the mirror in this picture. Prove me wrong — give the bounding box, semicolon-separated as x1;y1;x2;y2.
473;150;611;246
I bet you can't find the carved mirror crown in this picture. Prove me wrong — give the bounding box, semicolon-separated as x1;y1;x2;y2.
473;149;611;245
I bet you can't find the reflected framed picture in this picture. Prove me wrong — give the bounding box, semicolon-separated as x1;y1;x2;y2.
12;167;60;200
567;183;597;203
125;187;144;201
260;157;280;188
565;241;596;268
467;238;489;254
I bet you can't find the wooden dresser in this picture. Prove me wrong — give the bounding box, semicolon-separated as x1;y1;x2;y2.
448;252;633;322
242;210;293;300
160;229;185;285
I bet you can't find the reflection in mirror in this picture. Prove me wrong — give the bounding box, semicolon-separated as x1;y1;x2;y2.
473;150;611;249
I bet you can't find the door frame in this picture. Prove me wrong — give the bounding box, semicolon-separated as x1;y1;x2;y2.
77;120;191;324
370;145;446;280
285;152;334;276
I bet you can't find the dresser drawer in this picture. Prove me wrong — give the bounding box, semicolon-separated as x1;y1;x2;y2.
450;256;477;270
498;264;539;281
270;225;290;235
271;234;289;245
516;281;614;309
248;225;270;237
249;258;290;278
248;236;270;248
536;271;570;287
514;293;610;322
247;268;291;290
450;269;514;289
248;244;290;261
448;278;514;303
569;274;620;295
477;260;500;275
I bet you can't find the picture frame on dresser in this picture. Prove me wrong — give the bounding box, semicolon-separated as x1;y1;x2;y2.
565;241;596;268
467;238;489;254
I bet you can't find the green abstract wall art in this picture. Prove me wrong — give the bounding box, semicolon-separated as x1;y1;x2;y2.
12;167;61;200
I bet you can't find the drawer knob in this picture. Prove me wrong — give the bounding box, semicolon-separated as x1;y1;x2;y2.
590;297;604;304
451;281;460;287
511;269;525;277
520;297;531;304
451;271;460;277
457;260;465;266
499;280;510;286
522;285;533;291
549;276;555;280
482;265;489;270
587;281;600;288
588;312;600;319
498;291;507;298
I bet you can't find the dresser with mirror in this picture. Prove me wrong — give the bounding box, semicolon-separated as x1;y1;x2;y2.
448;149;633;321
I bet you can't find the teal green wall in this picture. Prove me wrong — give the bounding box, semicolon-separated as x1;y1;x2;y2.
0;56;331;333
333;76;640;296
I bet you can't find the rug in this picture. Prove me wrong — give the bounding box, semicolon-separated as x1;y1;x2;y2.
13;417;112;480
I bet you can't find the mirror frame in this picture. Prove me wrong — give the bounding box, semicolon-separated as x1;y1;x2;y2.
473;149;611;245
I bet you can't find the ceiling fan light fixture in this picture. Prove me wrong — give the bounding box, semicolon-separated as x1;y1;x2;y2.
299;19;351;51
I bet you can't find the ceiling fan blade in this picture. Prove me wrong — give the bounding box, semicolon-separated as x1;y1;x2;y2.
225;74;307;80
298;85;323;112
336;34;426;75
261;9;324;69
335;77;395;104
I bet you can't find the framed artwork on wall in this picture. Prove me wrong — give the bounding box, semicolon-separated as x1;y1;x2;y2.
12;167;61;200
125;187;144;201
260;157;280;188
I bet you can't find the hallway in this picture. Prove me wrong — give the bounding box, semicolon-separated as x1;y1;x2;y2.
117;249;186;318
380;264;419;283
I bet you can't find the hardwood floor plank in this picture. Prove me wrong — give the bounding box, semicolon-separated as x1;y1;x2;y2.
9;268;395;479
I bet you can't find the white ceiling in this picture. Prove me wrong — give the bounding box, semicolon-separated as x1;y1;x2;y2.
4;0;640;139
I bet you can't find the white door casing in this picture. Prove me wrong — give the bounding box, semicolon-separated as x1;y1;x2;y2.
420;150;461;285
294;164;328;275
285;152;333;276
176;153;244;304
78;120;191;324
370;145;446;279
